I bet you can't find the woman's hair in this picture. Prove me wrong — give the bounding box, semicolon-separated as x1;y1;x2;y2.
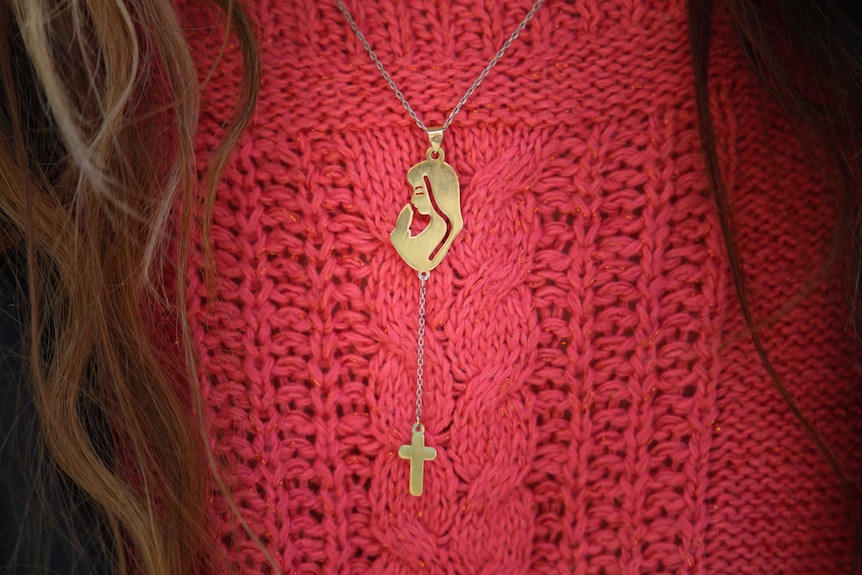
691;0;862;538
0;0;858;573
0;0;258;572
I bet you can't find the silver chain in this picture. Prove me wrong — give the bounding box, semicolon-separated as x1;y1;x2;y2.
335;0;546;135
414;271;429;423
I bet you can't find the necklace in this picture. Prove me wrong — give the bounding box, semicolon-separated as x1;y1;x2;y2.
336;0;545;496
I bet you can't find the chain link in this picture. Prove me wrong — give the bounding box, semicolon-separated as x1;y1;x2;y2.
336;0;546;136
415;271;429;423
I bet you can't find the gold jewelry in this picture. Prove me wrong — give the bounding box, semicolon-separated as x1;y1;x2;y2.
336;0;545;496
389;129;463;273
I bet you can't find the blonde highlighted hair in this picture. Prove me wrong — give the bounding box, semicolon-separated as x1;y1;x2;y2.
0;0;258;572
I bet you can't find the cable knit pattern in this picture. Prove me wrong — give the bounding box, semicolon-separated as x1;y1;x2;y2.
178;1;861;573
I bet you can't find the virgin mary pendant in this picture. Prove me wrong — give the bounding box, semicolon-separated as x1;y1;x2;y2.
390;128;463;271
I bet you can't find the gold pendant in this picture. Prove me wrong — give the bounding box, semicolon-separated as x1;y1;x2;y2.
390;128;463;272
398;423;437;496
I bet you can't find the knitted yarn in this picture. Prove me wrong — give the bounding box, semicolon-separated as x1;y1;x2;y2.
179;1;862;573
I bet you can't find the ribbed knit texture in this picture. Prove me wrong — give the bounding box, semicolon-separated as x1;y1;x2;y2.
178;1;862;573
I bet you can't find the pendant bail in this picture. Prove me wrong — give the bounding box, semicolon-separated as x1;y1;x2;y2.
427;127;444;157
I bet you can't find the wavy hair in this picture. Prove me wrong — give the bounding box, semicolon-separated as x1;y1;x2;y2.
0;0;257;572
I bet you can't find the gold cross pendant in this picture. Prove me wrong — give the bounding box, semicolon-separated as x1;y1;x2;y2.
398;423;436;496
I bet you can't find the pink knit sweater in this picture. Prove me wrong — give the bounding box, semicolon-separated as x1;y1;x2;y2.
178;1;861;573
